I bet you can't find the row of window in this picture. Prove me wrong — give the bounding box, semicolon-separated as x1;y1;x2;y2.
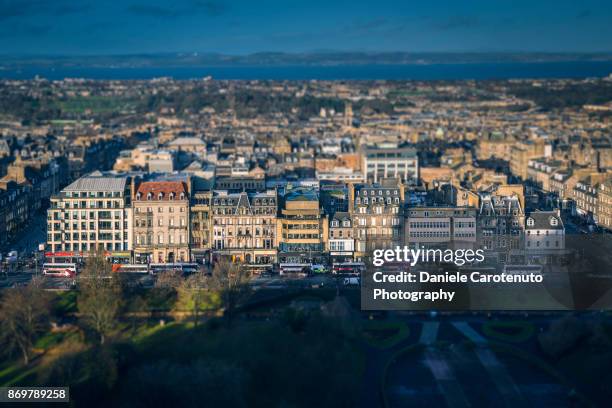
136;234;187;245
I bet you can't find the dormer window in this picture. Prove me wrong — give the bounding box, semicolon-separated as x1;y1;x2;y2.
550;217;558;227
147;192;152;200
356;197;360;204
158;192;164;200
169;192;175;200
136;192;142;200
180;193;185;200
527;218;535;227
331;220;339;227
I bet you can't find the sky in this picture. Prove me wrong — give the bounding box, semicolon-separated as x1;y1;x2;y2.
0;0;610;55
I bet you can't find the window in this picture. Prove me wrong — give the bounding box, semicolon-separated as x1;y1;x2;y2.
527;218;535;227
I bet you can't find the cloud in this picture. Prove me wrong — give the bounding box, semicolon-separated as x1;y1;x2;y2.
127;1;227;19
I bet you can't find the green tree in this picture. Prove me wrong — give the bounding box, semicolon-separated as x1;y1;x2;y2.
208;260;251;324
174;272;210;326
77;253;123;344
0;277;51;364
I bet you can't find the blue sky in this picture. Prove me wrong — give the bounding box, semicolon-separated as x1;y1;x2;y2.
0;0;610;55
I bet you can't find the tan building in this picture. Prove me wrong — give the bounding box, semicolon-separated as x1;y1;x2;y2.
133;181;190;263
278;188;327;264
597;179;612;231
190;190;213;262
211;190;278;267
476;133;514;160
510;140;545;180
349;179;404;260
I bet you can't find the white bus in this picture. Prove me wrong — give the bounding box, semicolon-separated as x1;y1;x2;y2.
112;264;150;274
279;263;310;276
42;263;77;278
149;263;200;275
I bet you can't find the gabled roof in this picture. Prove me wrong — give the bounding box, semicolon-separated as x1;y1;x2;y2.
136;181;187;200
526;211;564;230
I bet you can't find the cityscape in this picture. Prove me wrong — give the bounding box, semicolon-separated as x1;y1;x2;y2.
0;76;609;277
0;74;611;406
1;0;612;407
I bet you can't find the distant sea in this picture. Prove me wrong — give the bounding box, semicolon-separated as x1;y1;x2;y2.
1;61;612;80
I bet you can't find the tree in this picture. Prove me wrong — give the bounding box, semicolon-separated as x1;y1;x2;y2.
207;260;251;324
77;253;123;345
0;277;51;365
174;272;210;326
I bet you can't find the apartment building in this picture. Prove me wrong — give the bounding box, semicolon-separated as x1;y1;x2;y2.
406;207;477;250
597;180;612;231
278;187;327;264
133;181;190;263
47;173;132;260
510;140;546;181
477;185;525;264
349;179;404;260
525;211;565;264
328;212;354;262
211;190;278;266
573;179;598;222
527;158;564;192
190;189;213;263
361;143;418;185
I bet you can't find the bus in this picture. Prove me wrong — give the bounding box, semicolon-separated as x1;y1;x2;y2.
42;263;77;278
332;262;365;275
149;263;200;275
112;264;150;274
279;263;311;276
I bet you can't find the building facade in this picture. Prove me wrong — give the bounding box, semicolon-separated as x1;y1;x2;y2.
133;181;190;263
362;143;418;185
349;179;404;261
211;190;278;266
46;173;132;260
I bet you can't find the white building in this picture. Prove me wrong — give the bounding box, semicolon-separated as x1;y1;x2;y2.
361;143;418;185
47;172;133;260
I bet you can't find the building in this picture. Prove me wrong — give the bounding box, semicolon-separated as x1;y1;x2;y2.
349;179;404;261
477;185;526;264
1;182;31;248
211;190;278;267
133;181;190;263
525;211;565;264
278;187;327;264
597;179;612;231
190;189;213;263
328;212;354;262
361;143;418;185
406;207;477;250
510;140;546;181
573;179;599;222
46;173;133;261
